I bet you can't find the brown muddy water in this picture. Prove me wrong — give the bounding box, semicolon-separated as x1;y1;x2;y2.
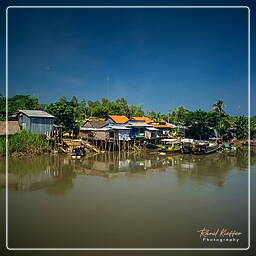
0;148;255;249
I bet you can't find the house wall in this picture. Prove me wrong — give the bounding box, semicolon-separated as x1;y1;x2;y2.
18;114;54;135
145;130;151;139
114;130;131;141
131;127;145;138
30;117;54;135
79;130;92;139
94;131;110;140
158;128;173;136
145;130;158;139
79;130;110;140
18;114;31;130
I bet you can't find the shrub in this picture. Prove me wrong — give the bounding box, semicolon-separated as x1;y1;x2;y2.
0;130;51;155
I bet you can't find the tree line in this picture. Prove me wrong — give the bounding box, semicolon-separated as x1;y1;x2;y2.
0;94;255;140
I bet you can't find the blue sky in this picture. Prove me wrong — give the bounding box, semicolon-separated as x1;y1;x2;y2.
0;1;254;116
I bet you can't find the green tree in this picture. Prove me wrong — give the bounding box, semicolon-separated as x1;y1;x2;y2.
170;106;191;125
46;101;77;132
71;96;78;107
250;117;256;139
0;95;41;120
212;99;226;116
58;96;67;104
234;116;248;139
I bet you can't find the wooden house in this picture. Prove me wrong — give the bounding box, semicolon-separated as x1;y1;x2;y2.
79;120;110;140
145;126;159;139
17;110;55;135
153;120;176;137
128;120;152;138
80;118;132;141
0;121;20;136
128;117;157;139
109;125;131;141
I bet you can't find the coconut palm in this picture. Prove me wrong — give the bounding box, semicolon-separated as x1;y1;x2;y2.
212;99;226;116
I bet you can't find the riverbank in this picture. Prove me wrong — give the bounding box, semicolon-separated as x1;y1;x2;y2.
1;131;255;158
0;130;51;157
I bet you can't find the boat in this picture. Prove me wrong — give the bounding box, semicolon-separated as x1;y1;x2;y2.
157;139;181;153
145;141;161;149
71;146;85;159
180;138;194;154
222;143;236;152
193;141;221;155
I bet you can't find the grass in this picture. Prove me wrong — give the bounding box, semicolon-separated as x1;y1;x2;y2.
0;130;51;155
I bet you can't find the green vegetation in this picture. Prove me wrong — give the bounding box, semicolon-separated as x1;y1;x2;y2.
1;94;256;140
46;97;145;131
0;130;50;155
0;94;42;120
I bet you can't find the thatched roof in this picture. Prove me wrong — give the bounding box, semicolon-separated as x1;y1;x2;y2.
0;121;20;135
82;120;107;129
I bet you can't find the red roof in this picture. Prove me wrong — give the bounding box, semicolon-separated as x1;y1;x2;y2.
108;115;129;124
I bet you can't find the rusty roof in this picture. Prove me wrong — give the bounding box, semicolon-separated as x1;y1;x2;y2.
108;115;129;124
132;117;154;124
82;120;107;129
0;121;20;135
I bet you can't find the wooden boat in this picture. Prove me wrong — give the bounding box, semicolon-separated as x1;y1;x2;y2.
145;141;161;149
222;143;236;152
71;146;85;159
180;138;194;154
157;139;181;153
193;141;221;155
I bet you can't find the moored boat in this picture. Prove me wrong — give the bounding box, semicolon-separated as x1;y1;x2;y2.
71;146;85;159
193;141;221;155
222;143;236;152
180;138;194;154
157;139;181;153
145;141;161;149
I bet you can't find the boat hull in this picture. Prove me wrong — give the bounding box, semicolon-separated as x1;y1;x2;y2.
193;145;221;155
158;145;181;154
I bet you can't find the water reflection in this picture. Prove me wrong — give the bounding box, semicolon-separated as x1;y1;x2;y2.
1;149;253;249
0;148;254;192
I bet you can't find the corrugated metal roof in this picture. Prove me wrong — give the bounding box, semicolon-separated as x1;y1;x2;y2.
80;127;111;131
145;127;159;131
128;121;152;127
109;125;131;130
19;110;55;118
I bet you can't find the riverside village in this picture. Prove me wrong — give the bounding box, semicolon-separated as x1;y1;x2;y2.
1;6;254;250
0;96;254;158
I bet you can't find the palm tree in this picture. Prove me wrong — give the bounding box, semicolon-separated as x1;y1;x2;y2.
212;99;226;116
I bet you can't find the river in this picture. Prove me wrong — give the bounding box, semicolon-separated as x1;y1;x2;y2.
0;148;255;249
